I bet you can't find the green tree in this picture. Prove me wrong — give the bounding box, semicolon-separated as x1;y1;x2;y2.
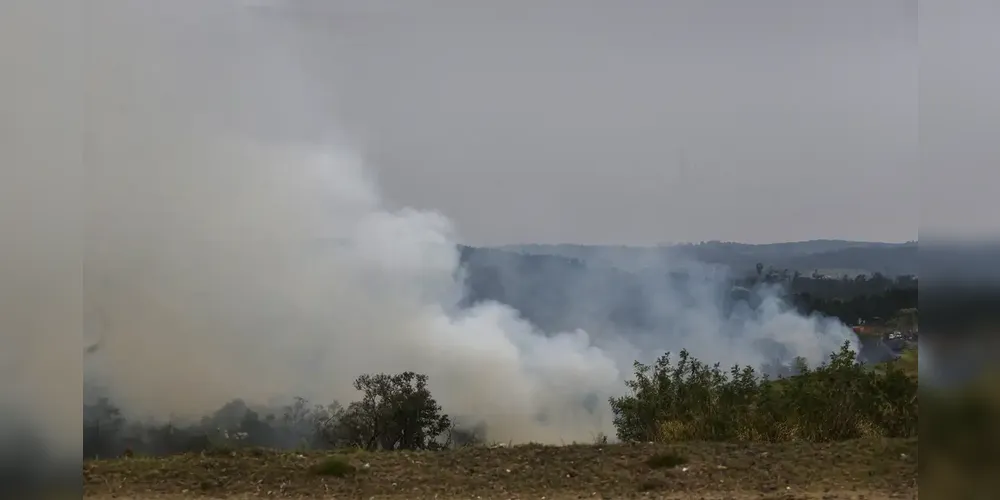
609;342;917;443
337;371;451;451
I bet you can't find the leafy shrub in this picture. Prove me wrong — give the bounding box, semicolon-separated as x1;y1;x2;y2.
83;342;919;459
609;341;917;443
83;371;453;458
334;371;451;451
310;456;356;477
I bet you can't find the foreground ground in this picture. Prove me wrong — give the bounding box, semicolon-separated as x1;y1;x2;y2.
84;437;917;499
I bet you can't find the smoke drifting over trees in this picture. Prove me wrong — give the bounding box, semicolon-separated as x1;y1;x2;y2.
73;1;859;448
4;2;877;465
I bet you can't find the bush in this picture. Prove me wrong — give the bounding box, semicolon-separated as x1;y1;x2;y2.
609;341;917;443
334;371;451;451
83;371;454;458
310;456;356;477
83;343;919;459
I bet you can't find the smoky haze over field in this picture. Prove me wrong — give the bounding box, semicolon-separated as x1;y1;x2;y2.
71;1;862;446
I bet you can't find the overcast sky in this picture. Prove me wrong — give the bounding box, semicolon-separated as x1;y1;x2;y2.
9;1;921;247
261;1;918;246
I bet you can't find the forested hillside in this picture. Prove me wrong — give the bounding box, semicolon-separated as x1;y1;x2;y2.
499;240;917;277
459;244;917;331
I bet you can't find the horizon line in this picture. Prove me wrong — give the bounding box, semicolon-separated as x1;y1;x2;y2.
475;239;919;248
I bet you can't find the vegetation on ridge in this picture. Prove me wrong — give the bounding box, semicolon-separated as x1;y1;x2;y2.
83;340;917;461
610;341;917;443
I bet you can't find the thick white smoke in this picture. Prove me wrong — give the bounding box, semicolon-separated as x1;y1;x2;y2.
78;0;858;445
86;137;626;442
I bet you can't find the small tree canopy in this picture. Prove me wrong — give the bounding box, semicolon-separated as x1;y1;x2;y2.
339;371;451;451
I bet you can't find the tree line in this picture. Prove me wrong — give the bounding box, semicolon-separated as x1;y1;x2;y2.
739;265;917;325
84;371;464;459
83;341;917;459
81;265;918;459
460;246;917;334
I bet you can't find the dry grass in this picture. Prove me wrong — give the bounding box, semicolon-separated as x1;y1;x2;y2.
84;438;917;499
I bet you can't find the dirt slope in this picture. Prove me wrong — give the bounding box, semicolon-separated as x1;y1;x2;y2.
84;438;917;499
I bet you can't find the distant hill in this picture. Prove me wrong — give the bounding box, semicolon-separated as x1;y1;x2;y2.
495;240;917;277
455;241;917;356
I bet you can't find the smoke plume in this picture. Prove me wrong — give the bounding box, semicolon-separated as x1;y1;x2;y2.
71;0;861;448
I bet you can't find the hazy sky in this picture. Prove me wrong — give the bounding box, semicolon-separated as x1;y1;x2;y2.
7;1;919;247
257;1;918;246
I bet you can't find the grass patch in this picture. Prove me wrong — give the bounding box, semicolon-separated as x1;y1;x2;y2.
646;451;688;469
896;347;918;378
309;456;356;477
869;346;918;380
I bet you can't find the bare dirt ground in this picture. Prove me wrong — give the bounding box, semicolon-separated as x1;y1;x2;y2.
84;438;917;499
